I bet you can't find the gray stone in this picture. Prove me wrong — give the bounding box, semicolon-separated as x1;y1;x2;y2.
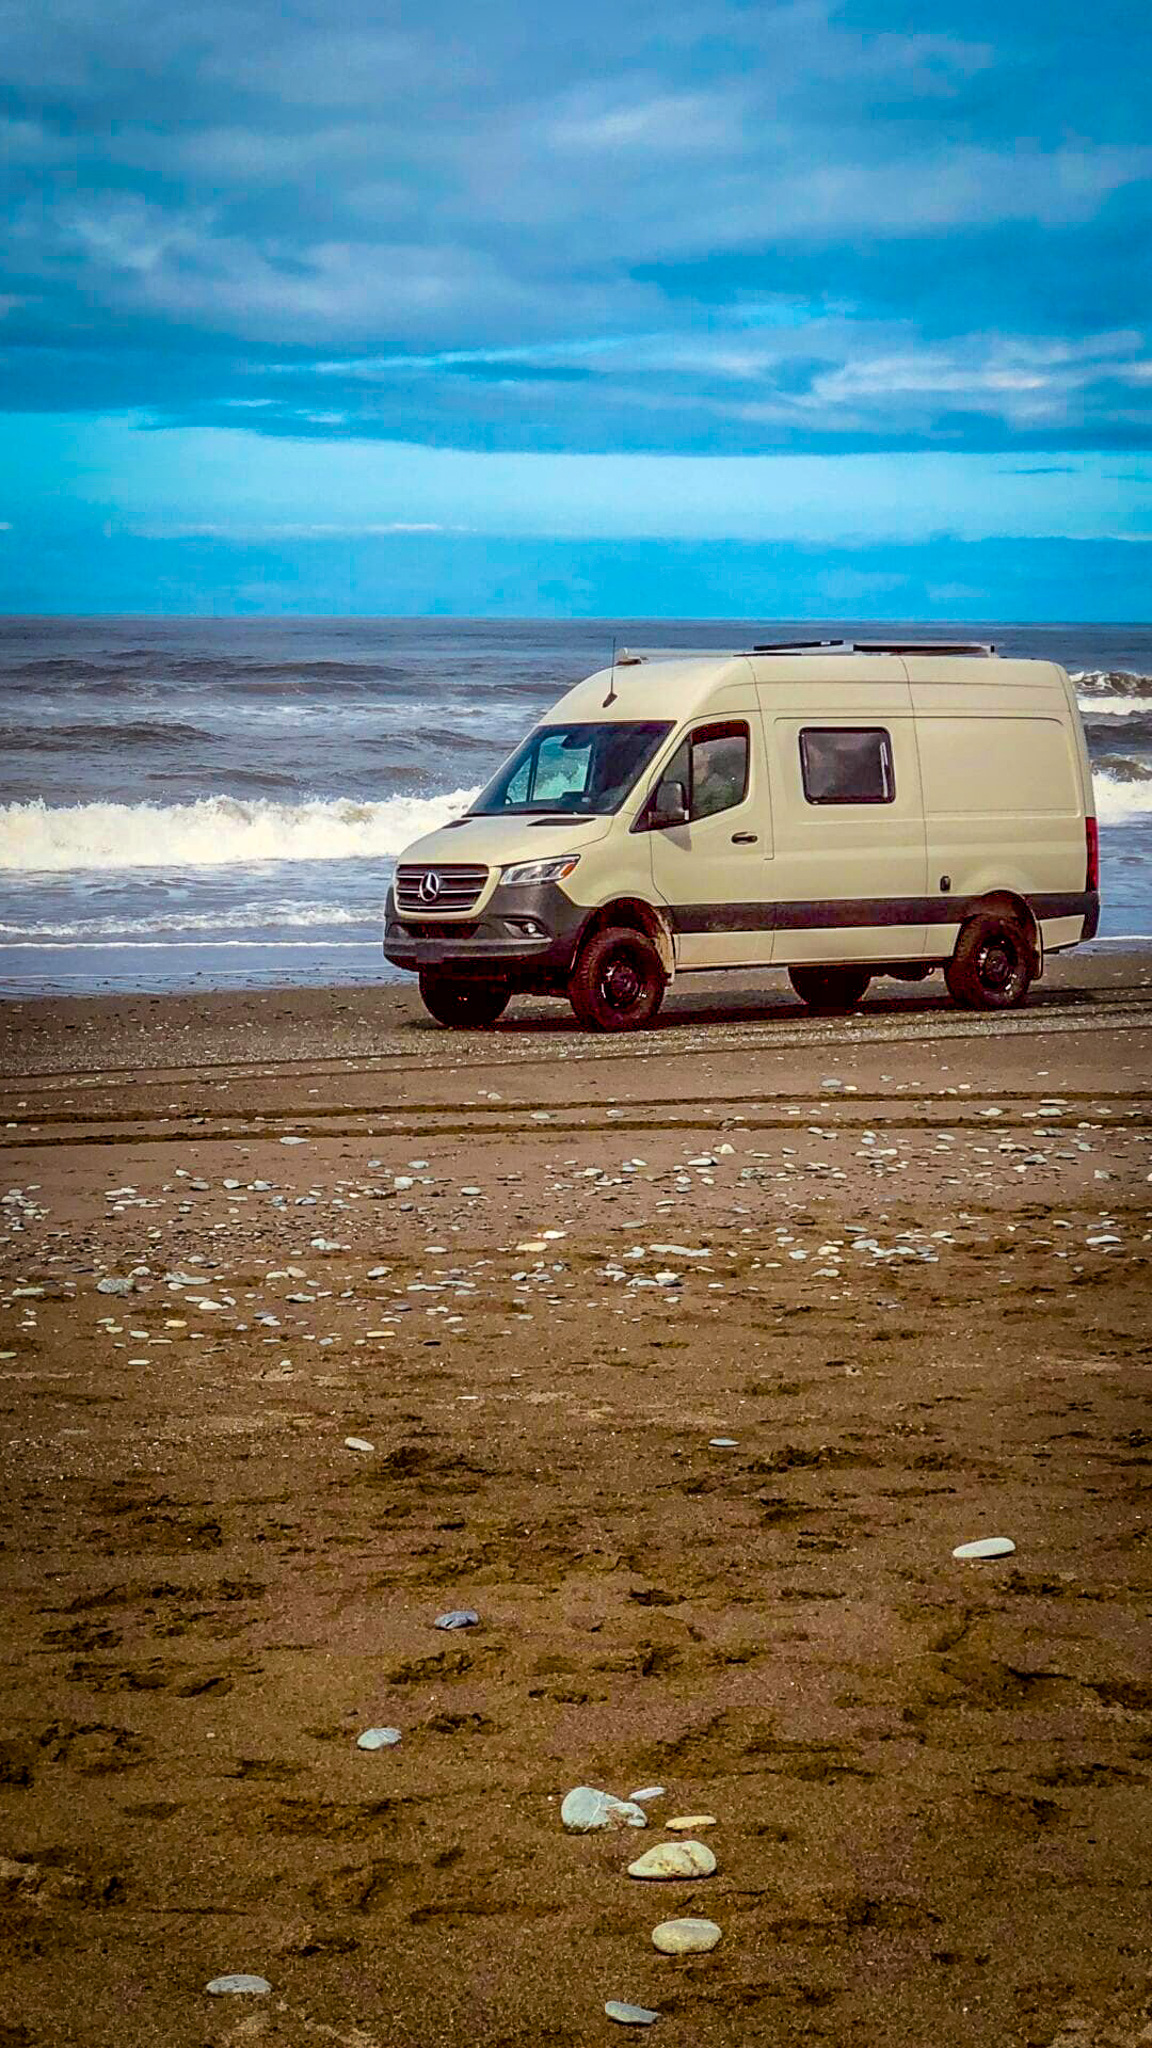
605;2002;659;2026
357;1726;401;1750
651;1918;721;1955
205;1975;271;1996
96;1276;134;1295
344;1436;375;1453
629;1786;666;1804
628;1840;716;1880
434;1608;479;1630
561;1786;647;1833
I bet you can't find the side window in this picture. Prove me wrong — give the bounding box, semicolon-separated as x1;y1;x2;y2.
689;722;749;820
800;727;893;805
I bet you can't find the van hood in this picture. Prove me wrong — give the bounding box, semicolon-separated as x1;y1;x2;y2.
396;810;614;868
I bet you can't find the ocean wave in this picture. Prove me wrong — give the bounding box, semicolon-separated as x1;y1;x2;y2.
0;789;480;873
0;719;215;751
0;902;375;940
1093;767;1152;824
1072;669;1152;700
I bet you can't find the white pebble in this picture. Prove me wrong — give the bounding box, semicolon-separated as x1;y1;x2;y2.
205;1975;271;1996
628;1840;716;1880
605;2002;659;2026
357;1727;401;1750
344;1436;375;1453
561;1786;647;1832
629;1786;666;1804
952;1537;1016;1561
651;1918;721;1955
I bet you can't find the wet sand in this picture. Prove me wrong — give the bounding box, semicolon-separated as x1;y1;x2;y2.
1;957;1150;2047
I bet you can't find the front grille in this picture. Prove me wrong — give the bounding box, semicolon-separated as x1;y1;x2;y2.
395;863;488;916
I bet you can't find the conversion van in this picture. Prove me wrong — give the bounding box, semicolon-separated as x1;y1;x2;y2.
383;640;1099;1031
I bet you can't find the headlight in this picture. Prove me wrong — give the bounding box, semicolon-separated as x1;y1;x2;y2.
501;855;580;887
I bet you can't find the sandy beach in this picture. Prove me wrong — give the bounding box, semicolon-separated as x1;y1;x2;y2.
1;955;1150;2047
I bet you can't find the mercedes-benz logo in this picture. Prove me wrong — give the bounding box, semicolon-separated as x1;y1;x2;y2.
418;870;441;903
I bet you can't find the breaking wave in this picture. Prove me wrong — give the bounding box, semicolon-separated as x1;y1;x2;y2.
1073;669;1152;700
0;789;480;873
1093;766;1152;824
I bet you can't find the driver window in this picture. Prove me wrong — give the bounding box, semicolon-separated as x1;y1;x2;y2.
690;722;749;819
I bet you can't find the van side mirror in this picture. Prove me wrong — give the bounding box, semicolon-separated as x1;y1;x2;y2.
648;779;689;829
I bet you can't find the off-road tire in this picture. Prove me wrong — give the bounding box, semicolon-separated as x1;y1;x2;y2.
945;912;1034;1010
568;926;666;1032
788;965;872;1013
418;974;510;1028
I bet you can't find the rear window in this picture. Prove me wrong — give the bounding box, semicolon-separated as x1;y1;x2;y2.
800;727;894;805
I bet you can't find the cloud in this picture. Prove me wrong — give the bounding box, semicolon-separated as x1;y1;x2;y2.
0;0;1149;461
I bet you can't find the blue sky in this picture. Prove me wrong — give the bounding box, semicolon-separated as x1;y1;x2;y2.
1;0;1150;616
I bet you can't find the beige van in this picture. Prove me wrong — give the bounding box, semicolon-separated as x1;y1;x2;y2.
384;639;1099;1031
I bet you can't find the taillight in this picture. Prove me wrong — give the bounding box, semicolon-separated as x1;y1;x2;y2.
1085;816;1099;893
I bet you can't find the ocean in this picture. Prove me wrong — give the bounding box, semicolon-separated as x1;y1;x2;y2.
1;615;1150;996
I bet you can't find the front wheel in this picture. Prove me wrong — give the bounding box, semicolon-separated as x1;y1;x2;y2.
945;913;1034;1009
788;965;871;1013
418;974;510;1028
568;926;666;1032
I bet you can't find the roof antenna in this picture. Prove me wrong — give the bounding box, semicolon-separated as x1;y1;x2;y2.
603;633;618;708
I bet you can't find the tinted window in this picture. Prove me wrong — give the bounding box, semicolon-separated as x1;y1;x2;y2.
800;728;893;805
691;723;749;819
472;720;672;815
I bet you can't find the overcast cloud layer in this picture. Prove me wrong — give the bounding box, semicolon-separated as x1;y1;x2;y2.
3;0;1151;458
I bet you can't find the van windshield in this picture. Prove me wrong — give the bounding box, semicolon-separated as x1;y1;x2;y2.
469;721;673;816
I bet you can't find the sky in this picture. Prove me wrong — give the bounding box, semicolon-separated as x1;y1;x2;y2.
0;0;1150;618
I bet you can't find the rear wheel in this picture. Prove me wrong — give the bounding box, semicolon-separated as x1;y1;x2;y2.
945;913;1034;1010
418;974;510;1028
568;925;666;1032
788;965;871;1013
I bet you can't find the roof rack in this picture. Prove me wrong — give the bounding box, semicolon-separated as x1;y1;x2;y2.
753;638;996;657
617;639;996;663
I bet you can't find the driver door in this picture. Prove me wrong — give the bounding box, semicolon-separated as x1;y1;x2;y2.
646;715;773;968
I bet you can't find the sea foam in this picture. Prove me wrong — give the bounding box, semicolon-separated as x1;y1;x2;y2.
0;789;480;873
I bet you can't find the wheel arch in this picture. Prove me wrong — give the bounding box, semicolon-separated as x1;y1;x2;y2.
955;889;1042;975
578;898;676;980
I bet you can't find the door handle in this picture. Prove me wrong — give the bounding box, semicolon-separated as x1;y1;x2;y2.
731;831;758;844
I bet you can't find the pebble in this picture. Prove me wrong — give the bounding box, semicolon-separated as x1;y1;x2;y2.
651;1918;722;1955
279;1136;307;1145
344;1436;375;1453
561;1786;648;1832
205;1975;271;1996
666;1815;717;1831
357;1726;401;1750
605;2002;659;2026
628;1840;716;1880
709;1438;738;1448
96;1276;134;1294
952;1537;1016;1561
434;1609;479;1630
629;1786;666;1803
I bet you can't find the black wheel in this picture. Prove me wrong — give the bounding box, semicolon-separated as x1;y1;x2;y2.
568;925;666;1032
945;913;1034;1010
788;965;871;1013
418;974;510;1028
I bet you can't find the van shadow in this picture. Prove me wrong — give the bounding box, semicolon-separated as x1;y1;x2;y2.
403;977;1105;1038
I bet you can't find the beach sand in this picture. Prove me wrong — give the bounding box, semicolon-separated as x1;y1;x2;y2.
1;955;1150;2047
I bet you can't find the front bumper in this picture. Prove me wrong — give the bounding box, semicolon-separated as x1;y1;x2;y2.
383;879;587;981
